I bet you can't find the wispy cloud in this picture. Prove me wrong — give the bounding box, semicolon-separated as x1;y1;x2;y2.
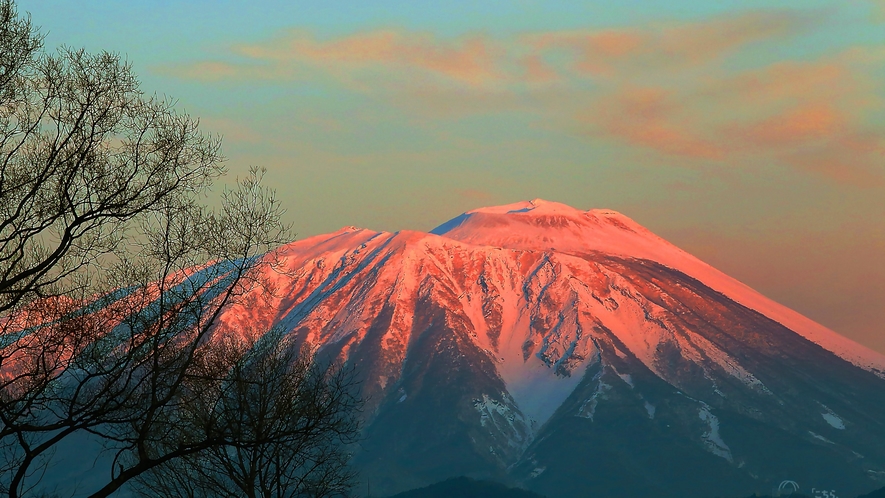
522;10;815;76
580;86;726;160
234;29;503;87
157;61;241;82
157;9;885;185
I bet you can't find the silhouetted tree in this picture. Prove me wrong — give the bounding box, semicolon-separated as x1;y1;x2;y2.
0;1;325;497
134;329;362;498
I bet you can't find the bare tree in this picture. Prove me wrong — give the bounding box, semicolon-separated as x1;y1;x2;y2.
134;329;362;498
0;0;40;103
0;2;356;497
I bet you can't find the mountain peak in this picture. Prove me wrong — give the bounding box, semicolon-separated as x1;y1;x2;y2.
464;198;593;217
426;200;885;375
431;199;652;255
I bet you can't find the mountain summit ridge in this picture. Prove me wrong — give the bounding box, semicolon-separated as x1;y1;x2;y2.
427;200;885;375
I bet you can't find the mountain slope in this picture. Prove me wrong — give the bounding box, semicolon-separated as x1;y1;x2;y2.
432;199;885;376
173;200;885;496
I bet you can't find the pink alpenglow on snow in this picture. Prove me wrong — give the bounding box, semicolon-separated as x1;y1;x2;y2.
430;199;885;375
210;199;885;427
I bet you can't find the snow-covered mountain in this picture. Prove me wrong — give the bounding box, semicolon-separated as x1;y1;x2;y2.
212;199;885;497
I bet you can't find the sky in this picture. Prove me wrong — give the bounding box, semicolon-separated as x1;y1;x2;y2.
17;0;885;354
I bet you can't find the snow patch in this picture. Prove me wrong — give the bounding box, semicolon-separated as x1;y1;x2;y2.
610;364;634;388
818;404;846;430
577;371;611;421
472;394;532;450
699;405;733;462
808;431;834;444
644;401;656;419
822;412;846;430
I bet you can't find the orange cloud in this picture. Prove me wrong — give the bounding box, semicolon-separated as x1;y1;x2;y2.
656;10;815;65
163;11;809;87
235;29;502;87
519;54;559;83
705;56;885;184
736;104;847;147
572;50;884;186
521;10;813;77
585;87;725;159
523;29;644;75
156;9;884;186
160;11;813;90
155;61;240;81
706;61;849;111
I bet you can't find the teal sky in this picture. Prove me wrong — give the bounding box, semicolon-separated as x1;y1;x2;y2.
18;0;885;353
